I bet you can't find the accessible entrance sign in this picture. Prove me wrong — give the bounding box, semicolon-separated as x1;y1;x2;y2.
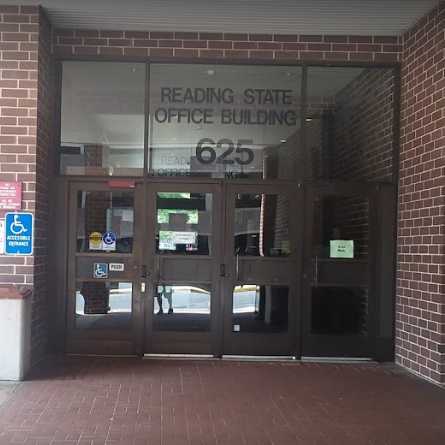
4;212;33;255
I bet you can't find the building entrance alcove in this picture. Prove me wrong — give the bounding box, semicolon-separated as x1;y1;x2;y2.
50;61;398;361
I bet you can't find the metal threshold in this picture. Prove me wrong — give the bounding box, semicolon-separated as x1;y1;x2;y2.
144;354;297;361
301;356;375;364
144;354;376;363
222;355;297;361
143;354;215;359
67;353;138;358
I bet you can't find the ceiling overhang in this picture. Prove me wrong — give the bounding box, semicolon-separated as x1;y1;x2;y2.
12;0;440;35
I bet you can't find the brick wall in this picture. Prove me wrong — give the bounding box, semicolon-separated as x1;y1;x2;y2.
0;5;53;365
53;29;401;63
4;4;444;386
33;8;52;363
397;3;445;385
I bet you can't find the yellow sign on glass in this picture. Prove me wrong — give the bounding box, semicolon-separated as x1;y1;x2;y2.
89;231;103;250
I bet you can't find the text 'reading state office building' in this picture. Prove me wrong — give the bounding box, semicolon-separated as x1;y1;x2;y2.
0;0;444;387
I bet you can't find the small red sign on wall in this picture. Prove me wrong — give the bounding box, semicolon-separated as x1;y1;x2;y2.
0;182;22;210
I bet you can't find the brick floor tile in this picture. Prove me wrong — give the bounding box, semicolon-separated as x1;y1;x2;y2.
0;358;444;445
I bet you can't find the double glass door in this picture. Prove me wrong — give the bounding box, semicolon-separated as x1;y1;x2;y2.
145;182;300;356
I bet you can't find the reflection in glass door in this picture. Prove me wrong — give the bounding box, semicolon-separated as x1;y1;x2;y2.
66;183;144;355
223;185;302;356
144;184;222;355
302;183;377;357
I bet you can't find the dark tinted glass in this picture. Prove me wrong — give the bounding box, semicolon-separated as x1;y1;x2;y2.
313;194;369;259
311;287;368;336
306;67;395;181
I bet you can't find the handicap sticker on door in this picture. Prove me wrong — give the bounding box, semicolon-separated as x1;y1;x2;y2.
102;231;116;251
4;212;33;255
93;263;108;278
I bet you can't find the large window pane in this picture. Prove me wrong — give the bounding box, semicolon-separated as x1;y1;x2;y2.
156;192;212;255
77;191;134;253
149;64;302;179
311;287;368;336
153;284;211;332
75;281;132;330
306;67;395;181
234;193;290;257
61;62;145;175
313;194;369;260
232;284;288;333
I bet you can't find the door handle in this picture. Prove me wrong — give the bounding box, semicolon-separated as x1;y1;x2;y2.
313;256;319;286
236;254;240;281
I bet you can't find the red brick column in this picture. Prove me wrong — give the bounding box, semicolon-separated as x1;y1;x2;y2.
0;5;53;366
397;3;445;385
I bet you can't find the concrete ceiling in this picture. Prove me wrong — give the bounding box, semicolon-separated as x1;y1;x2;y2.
12;0;440;35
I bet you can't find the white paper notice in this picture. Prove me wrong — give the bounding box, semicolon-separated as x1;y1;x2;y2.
173;231;197;245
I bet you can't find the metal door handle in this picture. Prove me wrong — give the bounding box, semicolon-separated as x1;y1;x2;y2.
314;256;318;286
236;254;240;281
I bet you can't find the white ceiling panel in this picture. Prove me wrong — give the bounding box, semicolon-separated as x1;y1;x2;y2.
10;0;440;35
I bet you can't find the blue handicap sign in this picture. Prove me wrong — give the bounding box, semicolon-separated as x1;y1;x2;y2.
5;212;33;255
93;263;108;279
102;231;116;245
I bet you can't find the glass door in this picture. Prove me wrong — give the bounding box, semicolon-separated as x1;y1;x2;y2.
222;183;303;356
66;181;144;355
144;182;223;355
302;181;378;357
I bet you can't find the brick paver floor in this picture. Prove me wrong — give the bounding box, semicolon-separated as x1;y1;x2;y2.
0;357;444;445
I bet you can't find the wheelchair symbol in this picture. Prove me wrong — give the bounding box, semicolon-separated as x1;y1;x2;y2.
10;214;28;235
103;231;116;245
93;263;108;279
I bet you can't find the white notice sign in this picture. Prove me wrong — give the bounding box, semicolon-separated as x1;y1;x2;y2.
172;231;197;245
330;240;354;259
159;230;197;250
109;263;124;272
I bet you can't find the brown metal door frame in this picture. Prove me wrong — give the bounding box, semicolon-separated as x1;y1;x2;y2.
65;180;145;355
142;181;225;355
301;180;380;358
221;182;304;356
61;177;390;359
